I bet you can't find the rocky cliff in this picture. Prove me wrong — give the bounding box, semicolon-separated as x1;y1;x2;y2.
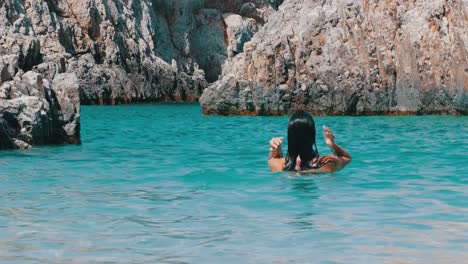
2;0;467;148
0;72;80;149
0;0;280;149
1;0;281;105
201;0;468;115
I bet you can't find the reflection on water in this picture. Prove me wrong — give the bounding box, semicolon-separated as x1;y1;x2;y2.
288;179;319;231
291;178;319;197
0;104;467;263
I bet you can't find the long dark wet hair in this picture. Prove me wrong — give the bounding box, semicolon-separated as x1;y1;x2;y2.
284;111;320;171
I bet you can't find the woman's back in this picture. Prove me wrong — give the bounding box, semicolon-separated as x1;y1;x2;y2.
268;111;351;173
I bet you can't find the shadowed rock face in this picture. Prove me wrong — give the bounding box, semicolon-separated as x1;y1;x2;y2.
201;0;468;115
150;0;282;83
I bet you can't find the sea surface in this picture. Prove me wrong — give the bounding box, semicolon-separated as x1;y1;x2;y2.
0;104;467;263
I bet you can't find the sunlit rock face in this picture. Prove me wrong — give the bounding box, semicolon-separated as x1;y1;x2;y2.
0;0;281;149
201;0;468;115
0;0;281;105
0;0;204;105
0;71;80;149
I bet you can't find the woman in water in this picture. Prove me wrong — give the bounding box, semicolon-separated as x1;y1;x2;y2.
268;111;351;173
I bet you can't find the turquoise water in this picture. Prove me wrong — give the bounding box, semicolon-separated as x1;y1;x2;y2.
0;104;467;263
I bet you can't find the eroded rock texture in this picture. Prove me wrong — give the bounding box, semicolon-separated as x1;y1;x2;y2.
0;72;80;149
0;0;280;149
201;0;468;115
0;0;281;105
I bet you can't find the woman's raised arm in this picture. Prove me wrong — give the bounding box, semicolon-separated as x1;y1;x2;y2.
319;126;351;172
268;137;285;172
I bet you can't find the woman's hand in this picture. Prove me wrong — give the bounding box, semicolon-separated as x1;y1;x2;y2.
323;126;335;147
321;125;352;171
269;137;283;151
269;137;284;161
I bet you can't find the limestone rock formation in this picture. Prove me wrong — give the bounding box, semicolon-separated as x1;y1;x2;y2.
0;0;203;104
0;0;281;105
0;0;280;149
0;72;80;149
201;0;468;115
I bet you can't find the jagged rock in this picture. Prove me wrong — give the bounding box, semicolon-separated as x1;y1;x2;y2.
0;0;282;149
223;14;258;57
0;71;80;150
20;71;42;97
0;0;279;105
201;0;468;115
0;96;51;149
0;55;17;84
13;139;32;149
52;73;80;144
0;64;13;84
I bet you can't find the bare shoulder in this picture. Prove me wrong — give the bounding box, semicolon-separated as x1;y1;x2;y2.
300;155;351;174
319;154;351;172
268;158;285;172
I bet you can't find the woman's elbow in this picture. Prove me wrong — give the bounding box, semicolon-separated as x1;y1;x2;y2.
343;156;352;165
